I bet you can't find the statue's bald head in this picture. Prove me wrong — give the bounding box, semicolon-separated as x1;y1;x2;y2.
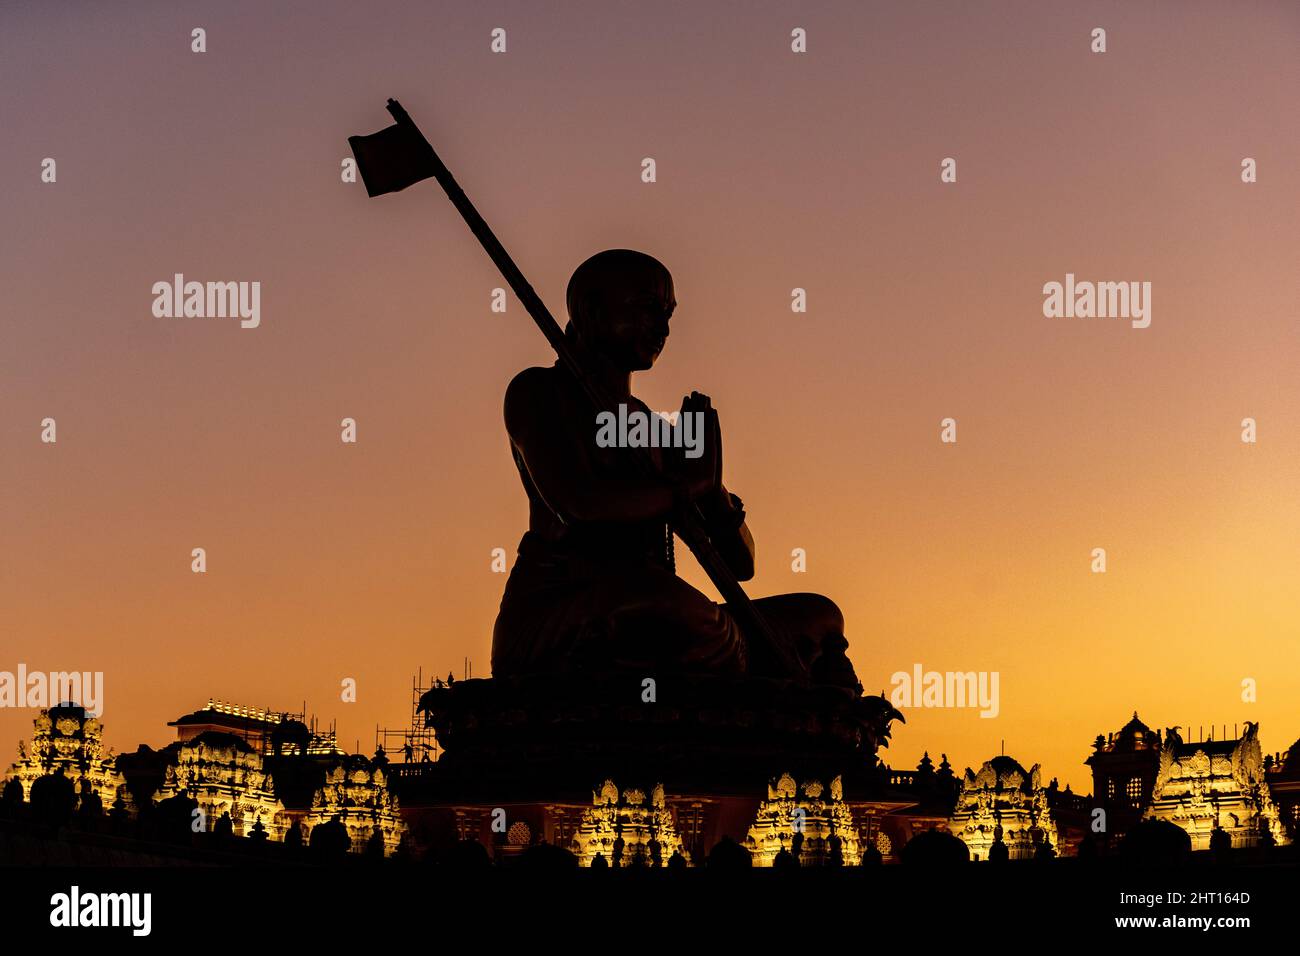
565;249;675;371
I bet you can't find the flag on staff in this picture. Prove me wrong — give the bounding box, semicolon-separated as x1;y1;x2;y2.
347;100;438;197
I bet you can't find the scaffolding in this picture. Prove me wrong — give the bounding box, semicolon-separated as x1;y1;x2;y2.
251;706;341;757
298;714;343;756
374;668;442;765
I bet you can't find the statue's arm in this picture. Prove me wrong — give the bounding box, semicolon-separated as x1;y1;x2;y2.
700;486;755;581
678;392;754;579
504;369;716;523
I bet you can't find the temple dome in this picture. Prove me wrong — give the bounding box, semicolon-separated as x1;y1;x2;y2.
1112;712;1155;751
987;755;1028;779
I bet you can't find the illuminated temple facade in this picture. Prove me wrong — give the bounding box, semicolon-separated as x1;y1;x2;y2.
1142;722;1288;850
300;755;406;855
569;780;687;866
4;704;132;813
3;699;407;857
744;773;861;866
948;756;1061;860
1085;713;1291;851
6;694;1298;864
152;731;290;840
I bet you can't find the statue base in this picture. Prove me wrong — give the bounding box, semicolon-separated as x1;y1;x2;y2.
407;672;902;804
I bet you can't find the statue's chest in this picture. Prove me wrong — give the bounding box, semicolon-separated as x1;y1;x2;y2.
590;399;672;473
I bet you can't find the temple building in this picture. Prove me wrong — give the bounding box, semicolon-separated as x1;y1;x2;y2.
868;752;962;859
169;698;343;756
160;698;405;854
948;756;1062;860
569;780;687;866
744;773;861;866
125;698;405;854
1085;712;1162;844
1142;722;1288;850
298;754;407;855
152;730;290;840
1265;738;1300;842
3;704;133;813
13;686;1297;866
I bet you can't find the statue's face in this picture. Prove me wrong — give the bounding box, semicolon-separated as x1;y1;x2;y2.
590;268;676;371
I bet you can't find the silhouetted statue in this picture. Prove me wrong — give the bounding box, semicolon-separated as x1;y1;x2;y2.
667;849;687;871
0;777;23;820
29;768;77;829
1209;825;1232;861
491;249;859;687
773;846;796;870
310;814;353;860
75;778;103;824
1119;819;1192;863
989;833;1010;863
1258;822;1276;849
899;827;970;865
364;827;387;859
284;820;304;851
213;810;234;839
860;841;883;866
706;835;753;869
153;793;199;844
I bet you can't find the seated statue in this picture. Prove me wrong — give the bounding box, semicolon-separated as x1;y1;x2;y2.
491;249;860;690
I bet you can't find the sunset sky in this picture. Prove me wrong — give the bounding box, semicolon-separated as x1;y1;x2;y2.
2;0;1298;794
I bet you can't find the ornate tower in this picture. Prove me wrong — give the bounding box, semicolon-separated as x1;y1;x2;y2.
1144;722;1287;850
4;704;131;812
744;772;861;866
300;754;407;855
1085;712;1162;841
949;756;1059;860
153;731;288;839
569;780;686;867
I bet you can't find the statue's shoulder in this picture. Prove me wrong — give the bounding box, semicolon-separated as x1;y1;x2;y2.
506;364;559;395
504;365;580;431
506;364;581;406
